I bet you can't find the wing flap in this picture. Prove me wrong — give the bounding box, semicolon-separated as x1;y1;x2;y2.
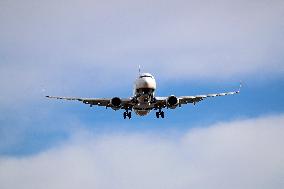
46;96;133;109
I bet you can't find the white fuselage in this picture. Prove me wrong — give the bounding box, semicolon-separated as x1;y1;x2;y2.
133;73;157;116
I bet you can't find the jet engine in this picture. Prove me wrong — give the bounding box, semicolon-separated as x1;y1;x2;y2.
167;95;179;109
110;97;122;110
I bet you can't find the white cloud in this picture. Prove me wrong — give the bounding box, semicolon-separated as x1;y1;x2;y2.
1;114;283;189
1;0;284;107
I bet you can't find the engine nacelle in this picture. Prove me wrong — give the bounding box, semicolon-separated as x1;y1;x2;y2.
110;97;122;110
167;95;179;109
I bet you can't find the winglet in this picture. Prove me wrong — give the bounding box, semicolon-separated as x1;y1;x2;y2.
138;65;141;75
237;81;242;93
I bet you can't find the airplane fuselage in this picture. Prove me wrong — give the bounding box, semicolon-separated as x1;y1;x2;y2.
133;73;157;116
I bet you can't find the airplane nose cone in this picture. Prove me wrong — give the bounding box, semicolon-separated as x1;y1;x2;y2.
136;77;156;89
141;80;150;88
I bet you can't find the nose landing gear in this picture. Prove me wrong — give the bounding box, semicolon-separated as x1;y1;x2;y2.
123;109;132;119
156;109;165;118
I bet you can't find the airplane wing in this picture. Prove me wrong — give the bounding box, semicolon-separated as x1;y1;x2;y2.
178;90;240;105
45;96;133;109
154;83;241;108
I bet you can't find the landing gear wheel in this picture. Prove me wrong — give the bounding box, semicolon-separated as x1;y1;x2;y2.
156;109;165;119
123;110;132;119
156;112;159;118
161;111;165;118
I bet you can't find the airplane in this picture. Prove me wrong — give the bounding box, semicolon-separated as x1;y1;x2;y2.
46;69;241;119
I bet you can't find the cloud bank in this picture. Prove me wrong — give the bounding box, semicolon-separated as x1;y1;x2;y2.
1;114;283;189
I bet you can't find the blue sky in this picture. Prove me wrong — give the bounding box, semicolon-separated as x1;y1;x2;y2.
0;0;284;188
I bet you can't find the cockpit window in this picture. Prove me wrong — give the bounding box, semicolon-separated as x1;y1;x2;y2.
139;73;154;79
139;75;153;78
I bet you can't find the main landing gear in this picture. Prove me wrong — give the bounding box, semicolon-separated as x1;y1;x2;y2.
156;109;165;118
123;109;132;119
